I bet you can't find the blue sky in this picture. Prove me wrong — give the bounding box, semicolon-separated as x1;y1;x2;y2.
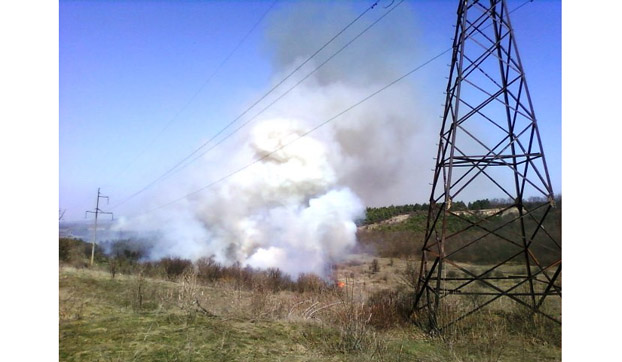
9;1;622;358
59;0;561;221
9;0;622;358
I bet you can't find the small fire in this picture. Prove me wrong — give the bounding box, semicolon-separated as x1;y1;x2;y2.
337;281;345;288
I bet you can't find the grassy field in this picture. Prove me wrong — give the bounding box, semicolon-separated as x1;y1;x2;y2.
59;254;561;361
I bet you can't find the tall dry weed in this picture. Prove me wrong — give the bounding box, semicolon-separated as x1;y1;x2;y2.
176;268;216;316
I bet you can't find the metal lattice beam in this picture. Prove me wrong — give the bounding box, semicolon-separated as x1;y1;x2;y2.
413;0;560;331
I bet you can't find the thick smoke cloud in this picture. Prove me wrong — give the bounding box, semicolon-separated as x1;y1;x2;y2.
262;0;430;206
116;118;365;277
114;1;430;278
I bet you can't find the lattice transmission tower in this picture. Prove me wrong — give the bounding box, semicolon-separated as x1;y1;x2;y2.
413;0;561;330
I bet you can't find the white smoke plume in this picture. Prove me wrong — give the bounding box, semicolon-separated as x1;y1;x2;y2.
116;118;365;277
114;1;430;278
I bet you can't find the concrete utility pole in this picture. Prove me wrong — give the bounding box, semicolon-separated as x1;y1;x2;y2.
85;188;113;266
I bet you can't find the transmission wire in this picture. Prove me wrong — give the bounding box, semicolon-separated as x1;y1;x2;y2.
127;47;450;218
106;0;279;186
117;0;534;217
146;0;406;187
110;0;383;210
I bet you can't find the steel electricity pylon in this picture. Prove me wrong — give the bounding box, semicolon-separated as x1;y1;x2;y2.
413;0;561;331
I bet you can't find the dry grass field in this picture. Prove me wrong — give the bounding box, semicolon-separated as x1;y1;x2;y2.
59;252;561;361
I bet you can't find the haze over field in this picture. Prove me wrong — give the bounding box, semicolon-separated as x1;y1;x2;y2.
107;2;430;277
60;1;561;277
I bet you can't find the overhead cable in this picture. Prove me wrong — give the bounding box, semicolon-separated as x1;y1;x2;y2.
115;0;533;216
126;46;450;218
106;0;279;186
110;0;385;210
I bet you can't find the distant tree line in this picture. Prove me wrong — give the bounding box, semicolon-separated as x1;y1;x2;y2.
358;195;561;264
362;195;561;225
362;204;428;225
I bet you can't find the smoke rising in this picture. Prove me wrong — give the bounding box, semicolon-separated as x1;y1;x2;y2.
116;118;365;277
114;1;429;278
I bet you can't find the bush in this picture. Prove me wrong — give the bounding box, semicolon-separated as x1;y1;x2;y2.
107;239;146;262
325;291;388;355
109;258;117;278
370;259;380;274
60;238;81;263
266;268;292;293
140;261;165;279
295;273;327;294
366;289;413;329
196;256;222;283
161;257;192;281
399;261;418;289
59;238;95;268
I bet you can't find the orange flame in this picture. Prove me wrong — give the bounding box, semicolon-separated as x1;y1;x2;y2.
337;281;345;288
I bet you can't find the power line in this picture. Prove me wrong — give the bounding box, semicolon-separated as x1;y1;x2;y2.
180;0;407;175
114;0;533;216
105;0;279;186
110;0;385;210
126;45;451;219
125;0;406;197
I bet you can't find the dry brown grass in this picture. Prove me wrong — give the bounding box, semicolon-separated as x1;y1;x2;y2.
59;251;561;361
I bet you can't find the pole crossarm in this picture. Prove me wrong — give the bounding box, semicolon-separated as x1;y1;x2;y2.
85;188;114;266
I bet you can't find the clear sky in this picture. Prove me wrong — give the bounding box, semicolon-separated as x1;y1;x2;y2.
59;0;561;222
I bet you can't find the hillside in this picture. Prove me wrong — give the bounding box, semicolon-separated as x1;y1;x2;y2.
357;200;561;265
59;200;561;361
